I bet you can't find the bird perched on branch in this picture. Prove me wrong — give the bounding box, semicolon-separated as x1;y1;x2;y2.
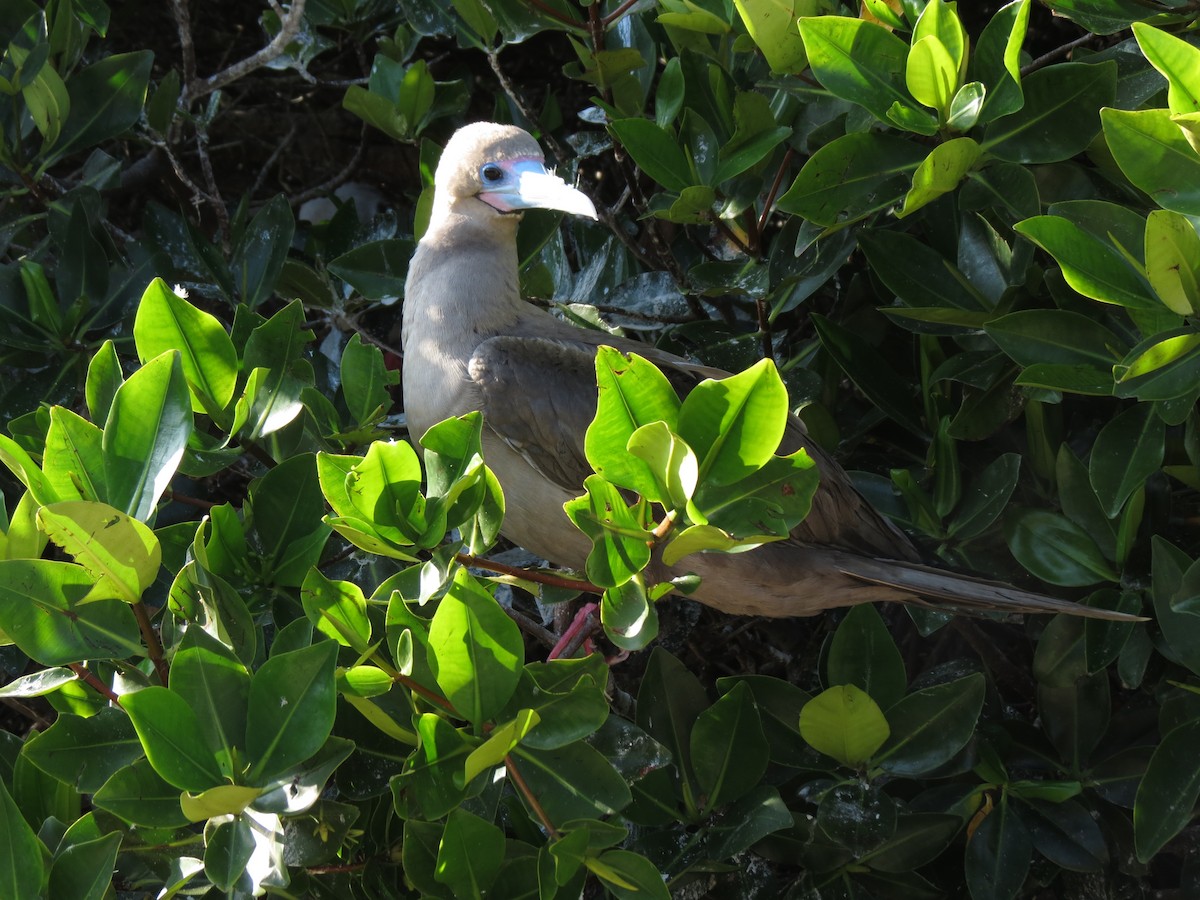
401;122;1136;622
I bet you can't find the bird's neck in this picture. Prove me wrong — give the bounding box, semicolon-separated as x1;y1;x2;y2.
405;210;525;337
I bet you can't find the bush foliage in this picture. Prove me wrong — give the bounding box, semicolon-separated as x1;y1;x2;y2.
1;0;1199;896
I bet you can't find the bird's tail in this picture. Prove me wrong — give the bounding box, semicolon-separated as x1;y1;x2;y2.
833;553;1146;622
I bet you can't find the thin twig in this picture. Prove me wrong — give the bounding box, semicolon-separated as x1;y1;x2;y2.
601;0;643;28
132;602;170;685
505;606;558;648
68;663;121;705
169;0;197;87
758;145;796;236
1020;33;1094;77
182;0;309;104
506;754;560;839
194;122;231;246
456;552;601;595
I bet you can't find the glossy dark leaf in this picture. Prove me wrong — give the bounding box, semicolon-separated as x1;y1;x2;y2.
1134;718;1200;862
1088;402;1165;518
874;673;985;776
1004;509;1118;587
964;793;1032;900
50;50;152;161
691;681;768;811
827;604;907;710
983;61;1115;163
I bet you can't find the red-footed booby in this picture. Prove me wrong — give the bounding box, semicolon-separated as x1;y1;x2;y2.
401;122;1136;621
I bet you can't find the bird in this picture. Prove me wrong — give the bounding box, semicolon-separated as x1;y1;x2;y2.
401;122;1138;622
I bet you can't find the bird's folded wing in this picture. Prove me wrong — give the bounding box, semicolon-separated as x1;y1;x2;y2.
468;334;600;491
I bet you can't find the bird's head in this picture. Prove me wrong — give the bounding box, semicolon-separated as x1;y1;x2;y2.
433;122;597;222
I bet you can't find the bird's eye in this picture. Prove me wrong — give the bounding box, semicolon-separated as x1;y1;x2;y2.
481;164;504;183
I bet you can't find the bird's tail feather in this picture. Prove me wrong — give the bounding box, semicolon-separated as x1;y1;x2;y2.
835;554;1146;622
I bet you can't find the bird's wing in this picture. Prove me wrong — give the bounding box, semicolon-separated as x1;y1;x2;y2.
470;321;920;561
468;334;600;491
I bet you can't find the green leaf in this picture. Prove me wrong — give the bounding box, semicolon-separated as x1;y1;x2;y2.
341;333;397;425
1132;23;1200;117
601;578;659;651
691;681;768;810
92;758;189;827
103;350;193;522
586;347;681;503
502;658;609;750
964;793;1032;900
1102;107;1200;217
906;35;958;117
245;453;330;587
732;0;809;73
1089;403;1164;518
1005;509;1118;586
627;420;698;509
509;741;633;822
861;229;989;311
1114;332;1200;402
133;278;238;417
427;567;523;725
462;709;539;784
654;57;684;127
37;500;161;603
48;831;121;900
799;16;918;125
1015;215;1156;310
799;684;890;767
0;560;142;665
170;628;251;772
85;339;123;425
23;707;141;793
301;569;372;649
714;92;791;183
776;132;927;227
949;453;1021;540
677;357;788;485
983;61;1115;163
874;673;985;776
318;441;425;557
972;0;1029;123
1134;718;1200;862
122;686;225;791
691;449;819;541
328;238;414;299
563;475;653;589
1144;209;1200;315
232;194;295;308
609;118;692;192
23;57;70;148
43;406;106;502
47;50;152;163
245;641;338;782
0;778;45;900
898;137;982;217
986;309;1125;368
435;808;504;897
827;604;907;710
587;850;671;900
205;818;255;892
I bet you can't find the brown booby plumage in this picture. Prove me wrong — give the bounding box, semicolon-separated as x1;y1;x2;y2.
401;122;1137;621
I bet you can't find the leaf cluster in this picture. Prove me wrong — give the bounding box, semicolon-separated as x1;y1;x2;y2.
0;0;1199;897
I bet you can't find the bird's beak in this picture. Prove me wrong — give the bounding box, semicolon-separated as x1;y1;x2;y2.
480;160;598;220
